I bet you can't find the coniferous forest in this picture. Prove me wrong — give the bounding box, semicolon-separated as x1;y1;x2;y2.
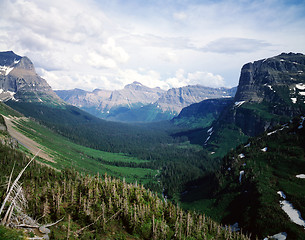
0;137;250;239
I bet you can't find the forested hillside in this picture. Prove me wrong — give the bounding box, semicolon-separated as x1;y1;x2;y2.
0;127;250;239
184;116;305;239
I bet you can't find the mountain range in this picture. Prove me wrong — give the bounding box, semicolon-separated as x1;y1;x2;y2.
56;82;236;122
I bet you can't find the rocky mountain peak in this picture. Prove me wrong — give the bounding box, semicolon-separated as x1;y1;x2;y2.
0;51;22;66
0;51;63;104
124;81;148;91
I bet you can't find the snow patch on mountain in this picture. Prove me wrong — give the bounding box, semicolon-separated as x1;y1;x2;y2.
239;170;244;183
296;83;305;90
0;89;17;101
277;191;286;199
234;101;245;107
263;232;287;240
207;127;213;133
296;174;305;179
278;190;305;228
291;97;297;104
298;116;305;129
0;65;14;76
261;147;268;152
267;125;289;136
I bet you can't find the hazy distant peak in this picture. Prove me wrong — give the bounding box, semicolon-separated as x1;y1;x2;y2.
124;81;144;89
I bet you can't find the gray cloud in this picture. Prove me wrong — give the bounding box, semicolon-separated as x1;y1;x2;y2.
200;38;272;54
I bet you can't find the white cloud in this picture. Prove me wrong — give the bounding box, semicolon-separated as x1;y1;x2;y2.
116;69;167;89
88;51;118;69
99;38;129;64
0;0;304;92
201;38;272;54
159;51;178;63
38;68;111;91
73;54;83;63
165;69;224;89
173;12;187;21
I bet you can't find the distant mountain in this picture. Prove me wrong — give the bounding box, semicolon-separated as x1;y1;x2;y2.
56;83;236;122
56;81;165;120
156;85;236;113
0;51;63;104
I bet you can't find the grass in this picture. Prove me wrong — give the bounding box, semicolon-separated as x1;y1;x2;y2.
0;105;157;185
0;226;26;240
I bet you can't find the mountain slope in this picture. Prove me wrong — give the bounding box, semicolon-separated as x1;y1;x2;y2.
0;51;63;104
212;116;305;239
179;116;305;239
172;98;234;129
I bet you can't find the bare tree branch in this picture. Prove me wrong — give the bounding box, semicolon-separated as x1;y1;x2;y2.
0;150;40;217
6;161;16;193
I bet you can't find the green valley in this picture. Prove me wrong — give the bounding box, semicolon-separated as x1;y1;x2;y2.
0;102;157;185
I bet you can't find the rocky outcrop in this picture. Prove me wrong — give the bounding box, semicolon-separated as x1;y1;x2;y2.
0;51;63;104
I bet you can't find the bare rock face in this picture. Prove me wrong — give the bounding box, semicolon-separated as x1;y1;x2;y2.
220;52;305;137
0;51;63;104
235;52;305;104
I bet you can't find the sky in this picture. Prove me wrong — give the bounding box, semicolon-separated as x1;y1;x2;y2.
1;0;305;91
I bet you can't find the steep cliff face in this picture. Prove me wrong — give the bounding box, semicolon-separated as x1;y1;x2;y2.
200;53;305;156
0;51;63;104
235;52;305;104
232;52;305;135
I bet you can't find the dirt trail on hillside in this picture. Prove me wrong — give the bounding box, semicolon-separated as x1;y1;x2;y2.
3;115;55;163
